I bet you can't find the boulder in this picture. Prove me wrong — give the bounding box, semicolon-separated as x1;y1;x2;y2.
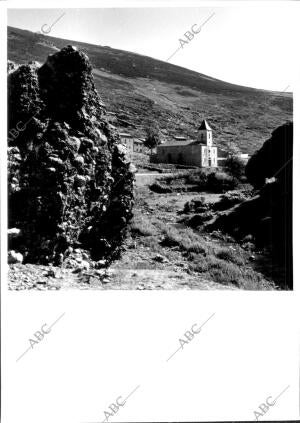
8;250;23;264
206;122;293;289
8;46;134;264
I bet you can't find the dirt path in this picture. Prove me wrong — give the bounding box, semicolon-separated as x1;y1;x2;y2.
107;269;237;290
135;172;170;187
8;263;236;290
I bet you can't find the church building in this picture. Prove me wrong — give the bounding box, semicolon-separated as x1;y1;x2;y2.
156;120;218;167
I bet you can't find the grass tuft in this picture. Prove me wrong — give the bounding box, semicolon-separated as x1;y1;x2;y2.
215;247;246;265
131;217;157;237
161;225;208;254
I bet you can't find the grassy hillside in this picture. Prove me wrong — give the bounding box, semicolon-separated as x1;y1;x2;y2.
8;26;293;154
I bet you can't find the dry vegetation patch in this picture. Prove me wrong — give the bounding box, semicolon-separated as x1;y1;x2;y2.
112;187;277;290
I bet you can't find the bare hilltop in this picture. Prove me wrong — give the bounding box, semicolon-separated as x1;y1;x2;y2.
8;26;292;155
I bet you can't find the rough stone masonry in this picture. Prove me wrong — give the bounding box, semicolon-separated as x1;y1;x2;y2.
8;45;135;265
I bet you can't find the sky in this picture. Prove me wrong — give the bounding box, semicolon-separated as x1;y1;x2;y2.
7;5;300;91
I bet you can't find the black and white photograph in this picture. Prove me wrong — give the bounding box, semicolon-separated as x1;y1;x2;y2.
1;2;300;423
6;5;295;291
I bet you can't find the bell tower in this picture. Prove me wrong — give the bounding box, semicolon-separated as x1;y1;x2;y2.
198;119;212;145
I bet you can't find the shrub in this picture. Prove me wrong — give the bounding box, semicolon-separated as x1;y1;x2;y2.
131;217;157;236
186;170;208;187
188;248;274;289
213;190;249;211
161;226;207;254
224;155;245;180
188;253;243;285
189;255;210;272
149;182;172;193
215;247;245;265
141;235;159;249
206;172;238;192
183;196;208;213
144;124;160;153
160;174;173;184
209;263;242;286
160;171;192;185
187;211;215;228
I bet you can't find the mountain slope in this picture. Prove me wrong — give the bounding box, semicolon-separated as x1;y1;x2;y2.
8;26;293;154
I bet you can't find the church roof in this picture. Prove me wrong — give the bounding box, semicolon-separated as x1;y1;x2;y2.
198;119;212;131
158;140;194;147
173;136;187;140
158;140;206;147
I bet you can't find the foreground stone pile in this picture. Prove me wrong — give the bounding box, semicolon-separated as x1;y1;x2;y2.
8;46;135;265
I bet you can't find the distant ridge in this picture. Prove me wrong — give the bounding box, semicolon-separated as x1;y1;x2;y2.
8;26;293;154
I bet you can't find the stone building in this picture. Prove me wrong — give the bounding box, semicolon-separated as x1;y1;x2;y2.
119;133;146;154
156;120;218;167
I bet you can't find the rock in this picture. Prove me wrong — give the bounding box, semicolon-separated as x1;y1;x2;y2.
43;268;56;278
153;254;168;263
74;174;86;186
74;155;84;166
95;259;107;268
7;60;18;73
95;128;107;143
242;242;255;251
81;138;94;149
65;258;78;268
129;163;137;173
67;136;81;152
78;260;90;271
8;228;21;238
116;144;127;155
72;259;90;273
242;234;254;242
8;146;20;154
8;250;23;264
8;45;134;265
187;212;214;228
48;157;64;168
